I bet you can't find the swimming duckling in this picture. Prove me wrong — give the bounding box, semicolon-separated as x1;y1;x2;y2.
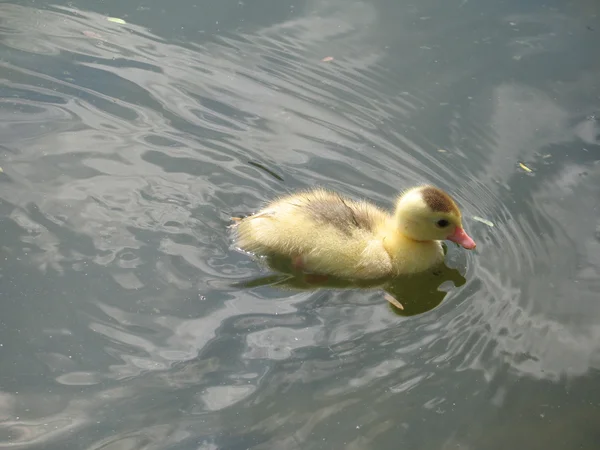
232;185;476;280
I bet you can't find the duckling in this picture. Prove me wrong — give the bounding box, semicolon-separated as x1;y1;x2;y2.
232;185;476;280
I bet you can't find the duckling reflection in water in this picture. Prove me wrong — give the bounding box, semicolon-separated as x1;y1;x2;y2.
233;254;466;316
231;185;475;313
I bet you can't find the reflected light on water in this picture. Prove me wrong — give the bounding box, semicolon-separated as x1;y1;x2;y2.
0;0;599;448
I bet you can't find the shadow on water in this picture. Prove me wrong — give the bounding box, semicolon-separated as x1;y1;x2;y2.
232;248;467;317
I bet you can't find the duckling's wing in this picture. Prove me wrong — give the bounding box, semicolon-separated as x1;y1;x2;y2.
301;191;385;235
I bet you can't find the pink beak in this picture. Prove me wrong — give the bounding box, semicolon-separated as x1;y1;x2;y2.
447;227;476;249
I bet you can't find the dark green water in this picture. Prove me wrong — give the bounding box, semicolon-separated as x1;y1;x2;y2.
1;0;600;448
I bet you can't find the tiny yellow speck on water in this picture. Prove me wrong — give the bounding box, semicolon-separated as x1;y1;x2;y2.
107;17;127;24
0;167;3;173
472;216;494;227
438;149;447;153
519;162;533;172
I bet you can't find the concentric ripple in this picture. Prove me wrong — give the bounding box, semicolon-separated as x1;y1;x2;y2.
1;1;599;449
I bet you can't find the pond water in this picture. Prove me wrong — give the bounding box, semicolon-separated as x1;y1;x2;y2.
1;0;600;448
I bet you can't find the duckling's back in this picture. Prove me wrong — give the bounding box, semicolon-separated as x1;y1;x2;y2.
234;189;393;279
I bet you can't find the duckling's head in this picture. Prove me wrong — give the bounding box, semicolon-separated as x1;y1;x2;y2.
394;185;476;249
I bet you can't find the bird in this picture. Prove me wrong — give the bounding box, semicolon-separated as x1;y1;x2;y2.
231;185;476;281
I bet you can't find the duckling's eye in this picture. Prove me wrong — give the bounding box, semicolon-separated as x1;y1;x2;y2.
436;219;450;228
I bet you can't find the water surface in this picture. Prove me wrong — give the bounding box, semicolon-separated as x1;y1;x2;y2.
1;0;600;448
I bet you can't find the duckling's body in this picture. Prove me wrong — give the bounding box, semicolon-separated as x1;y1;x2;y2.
233;186;475;280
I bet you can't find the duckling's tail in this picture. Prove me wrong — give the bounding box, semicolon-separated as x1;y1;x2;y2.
229;210;274;228
228;215;246;229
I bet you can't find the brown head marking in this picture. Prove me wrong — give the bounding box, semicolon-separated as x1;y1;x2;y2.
420;186;459;215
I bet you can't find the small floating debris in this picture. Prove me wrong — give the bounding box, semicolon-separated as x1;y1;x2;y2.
82;30;103;39
320;56;334;62
384;292;404;310
0;166;3;173
438;148;448;153
248;160;284;181
472;216;494;227
518;162;533;173
107;17;127;24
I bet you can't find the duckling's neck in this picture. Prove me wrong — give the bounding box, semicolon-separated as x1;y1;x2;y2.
380;217;426;244
379;219;442;262
381;225;430;250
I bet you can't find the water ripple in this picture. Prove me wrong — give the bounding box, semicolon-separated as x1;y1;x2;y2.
1;1;600;449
